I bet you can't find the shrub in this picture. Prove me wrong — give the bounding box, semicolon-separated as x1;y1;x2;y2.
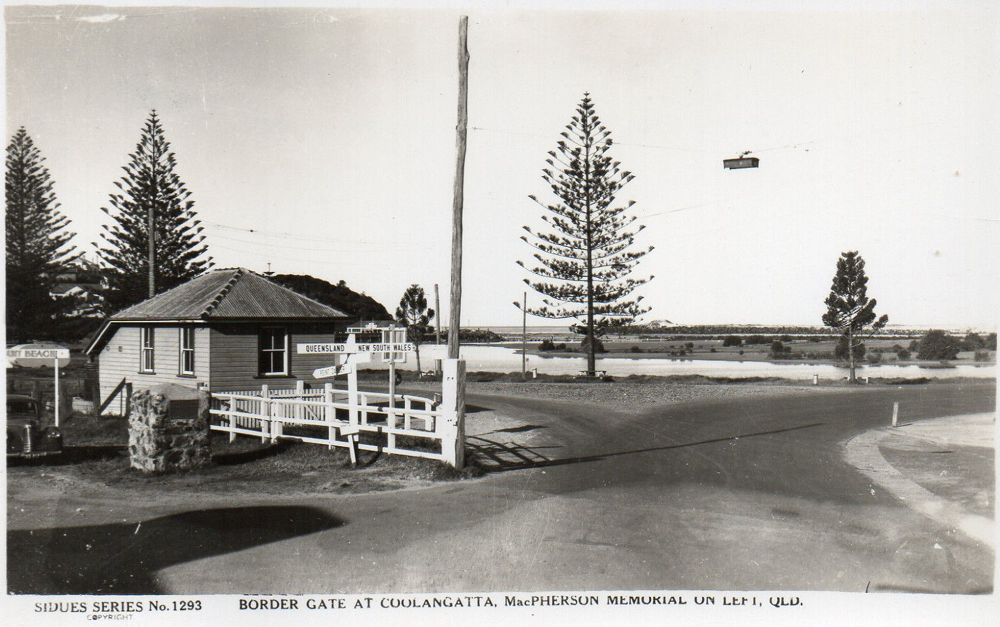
770;340;785;356
685;342;694;349
722;336;742;347
629;346;644;354
917;330;960;361
539;339;557;351
896;348;911;360
709;348;717;353
961;332;986;351
974;351;991;362
834;337;866;361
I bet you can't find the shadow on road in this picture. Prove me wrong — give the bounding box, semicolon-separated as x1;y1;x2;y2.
8;505;343;594
469;422;826;472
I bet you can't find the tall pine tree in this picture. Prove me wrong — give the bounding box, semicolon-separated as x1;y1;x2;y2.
5;128;79;342
96;111;212;312
518;94;653;376
822;251;888;383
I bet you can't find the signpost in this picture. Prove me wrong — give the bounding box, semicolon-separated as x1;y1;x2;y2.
302;327;413;465
6;345;71;427
298;342;414;355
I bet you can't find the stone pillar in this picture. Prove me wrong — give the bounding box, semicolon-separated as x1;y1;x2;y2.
129;383;211;473
441;358;466;469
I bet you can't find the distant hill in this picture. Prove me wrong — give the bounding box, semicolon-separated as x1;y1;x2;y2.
270;274;391;321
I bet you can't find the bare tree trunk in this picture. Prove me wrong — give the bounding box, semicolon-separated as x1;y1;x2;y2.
848;325;856;383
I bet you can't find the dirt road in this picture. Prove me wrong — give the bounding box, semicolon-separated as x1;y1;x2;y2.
7;381;995;594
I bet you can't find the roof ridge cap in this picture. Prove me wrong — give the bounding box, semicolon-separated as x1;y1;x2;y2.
201;268;243;317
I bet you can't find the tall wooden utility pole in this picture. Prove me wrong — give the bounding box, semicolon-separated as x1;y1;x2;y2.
448;15;469;360
434;283;442;345
147;206;156;298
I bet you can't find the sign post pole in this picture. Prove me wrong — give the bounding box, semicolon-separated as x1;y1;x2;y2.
347;356;360;465
54;357;60;428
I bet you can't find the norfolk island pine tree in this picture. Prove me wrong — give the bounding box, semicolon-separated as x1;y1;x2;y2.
96;110;212;313
5;128;80;342
822;251;888;383
517;93;653;376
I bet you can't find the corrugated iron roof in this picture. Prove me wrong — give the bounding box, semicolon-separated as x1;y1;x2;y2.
109;268;349;320
87;268;348;355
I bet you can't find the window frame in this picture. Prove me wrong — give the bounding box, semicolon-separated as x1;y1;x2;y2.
179;327;196;376
139;326;155;373
258;326;289;376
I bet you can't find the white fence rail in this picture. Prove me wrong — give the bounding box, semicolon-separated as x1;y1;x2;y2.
208;360;466;467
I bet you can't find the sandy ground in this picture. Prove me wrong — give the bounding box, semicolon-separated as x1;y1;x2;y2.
415;379;839;411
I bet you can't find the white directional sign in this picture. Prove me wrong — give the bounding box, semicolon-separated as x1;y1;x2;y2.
298;342;414;355
313;363;353;379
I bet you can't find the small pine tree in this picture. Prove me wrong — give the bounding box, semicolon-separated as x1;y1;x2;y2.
5;128;79;342
395;284;435;374
96;111;212;312
518;93;653;376
822;251;888;382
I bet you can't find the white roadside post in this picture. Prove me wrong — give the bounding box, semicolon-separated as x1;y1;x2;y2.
892;402;899;427
441;358;466;469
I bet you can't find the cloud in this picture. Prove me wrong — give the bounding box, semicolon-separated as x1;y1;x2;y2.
76;14;126;24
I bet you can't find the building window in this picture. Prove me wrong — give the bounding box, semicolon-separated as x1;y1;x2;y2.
179;327;195;375
259;327;288;376
140;327;155;373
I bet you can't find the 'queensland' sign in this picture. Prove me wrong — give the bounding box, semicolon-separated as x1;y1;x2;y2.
298;342;414;355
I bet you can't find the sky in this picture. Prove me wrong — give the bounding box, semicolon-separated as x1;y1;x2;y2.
5;2;998;329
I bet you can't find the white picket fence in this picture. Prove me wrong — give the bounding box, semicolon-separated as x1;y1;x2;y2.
208;360;466;467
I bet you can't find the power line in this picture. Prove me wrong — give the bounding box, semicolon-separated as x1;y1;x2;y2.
205;229;435;253
208;242;425;268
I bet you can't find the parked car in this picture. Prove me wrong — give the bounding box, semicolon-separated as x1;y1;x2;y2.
6;394;62;460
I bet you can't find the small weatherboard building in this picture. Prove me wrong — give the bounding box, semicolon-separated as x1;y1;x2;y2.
86;268;351;412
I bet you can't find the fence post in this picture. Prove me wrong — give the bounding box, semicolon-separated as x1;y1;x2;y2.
325;382;335;449
261;384;270;443
295;379;305;425
228;398;236;443
441;358;466;469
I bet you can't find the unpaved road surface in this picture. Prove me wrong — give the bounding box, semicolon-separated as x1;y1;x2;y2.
7;381;995;594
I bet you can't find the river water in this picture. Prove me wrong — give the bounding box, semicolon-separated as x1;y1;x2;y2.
413;345;995;381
